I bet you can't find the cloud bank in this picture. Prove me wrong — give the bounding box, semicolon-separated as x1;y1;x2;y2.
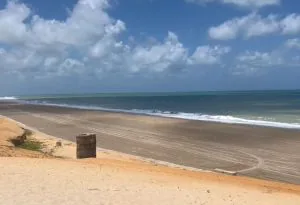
186;0;280;9
0;0;230;79
209;13;300;40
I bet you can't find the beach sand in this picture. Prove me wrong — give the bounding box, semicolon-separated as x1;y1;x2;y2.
1;117;300;205
1;101;300;184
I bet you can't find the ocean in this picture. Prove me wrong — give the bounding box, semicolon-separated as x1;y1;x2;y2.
2;90;300;129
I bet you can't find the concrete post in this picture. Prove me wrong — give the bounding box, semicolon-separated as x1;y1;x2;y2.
76;133;96;159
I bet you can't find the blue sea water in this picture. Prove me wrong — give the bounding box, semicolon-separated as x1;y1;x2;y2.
2;90;300;129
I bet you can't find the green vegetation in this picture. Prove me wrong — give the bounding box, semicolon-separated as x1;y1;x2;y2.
10;128;43;152
17;139;43;152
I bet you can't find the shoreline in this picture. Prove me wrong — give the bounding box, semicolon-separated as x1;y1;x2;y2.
1;116;300;205
1;114;210;174
0;116;300;205
1;101;300;185
4;99;300;130
1;116;300;194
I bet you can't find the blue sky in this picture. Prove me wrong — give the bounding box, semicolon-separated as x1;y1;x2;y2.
0;0;300;95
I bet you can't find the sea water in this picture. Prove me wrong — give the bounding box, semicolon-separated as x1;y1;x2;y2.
2;90;300;129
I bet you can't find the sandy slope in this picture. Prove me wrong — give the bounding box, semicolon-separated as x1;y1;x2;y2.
1;157;300;205
1;116;300;205
0;117;48;158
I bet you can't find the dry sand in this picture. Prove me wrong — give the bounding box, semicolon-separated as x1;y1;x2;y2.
1;117;300;205
0;117;48;158
2;157;300;205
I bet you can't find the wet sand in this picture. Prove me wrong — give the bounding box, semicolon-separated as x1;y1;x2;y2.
1;101;300;184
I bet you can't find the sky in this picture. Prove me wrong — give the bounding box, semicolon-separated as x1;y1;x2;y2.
0;0;300;95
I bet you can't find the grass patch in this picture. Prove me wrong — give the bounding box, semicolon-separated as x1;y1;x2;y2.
17;139;43;152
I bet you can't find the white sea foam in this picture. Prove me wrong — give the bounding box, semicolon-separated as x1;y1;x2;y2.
154;112;300;129
19;100;300;130
0;96;17;100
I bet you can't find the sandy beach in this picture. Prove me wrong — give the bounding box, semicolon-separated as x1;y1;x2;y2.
1;101;300;184
2;157;300;205
1;116;300;205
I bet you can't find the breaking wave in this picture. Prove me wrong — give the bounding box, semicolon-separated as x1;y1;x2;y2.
0;96;18;100
20;100;300;129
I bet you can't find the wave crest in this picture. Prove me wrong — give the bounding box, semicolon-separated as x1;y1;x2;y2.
0;96;17;100
19;100;300;129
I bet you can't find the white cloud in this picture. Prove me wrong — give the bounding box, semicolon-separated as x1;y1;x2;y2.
280;14;300;35
30;0;116;47
233;47;300;75
89;32;230;73
246;14;279;37
129;32;189;72
0;48;44;74
0;0;229;78
0;1;31;44
89;36;125;58
233;51;280;75
222;0;280;8
237;51;283;66
285;38;300;49
208;21;240;40
57;58;85;76
44;57;59;67
186;0;280;8
188;45;231;65
0;0;125;76
209;13;300;40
